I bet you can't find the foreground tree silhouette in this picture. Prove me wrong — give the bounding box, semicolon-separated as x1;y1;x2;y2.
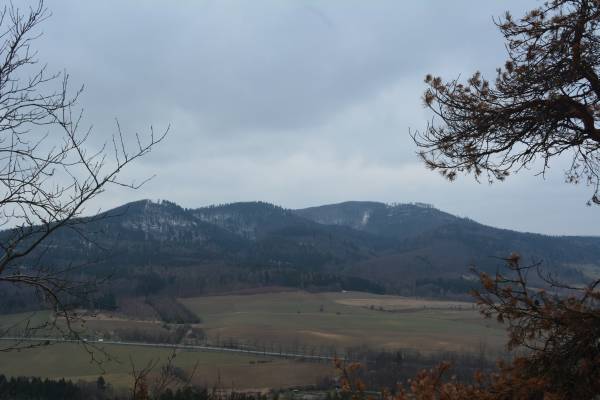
0;1;166;351
414;0;600;205
337;1;600;399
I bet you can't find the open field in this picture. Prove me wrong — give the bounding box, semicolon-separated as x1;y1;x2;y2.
0;342;333;391
179;291;506;355
0;291;507;390
333;296;472;310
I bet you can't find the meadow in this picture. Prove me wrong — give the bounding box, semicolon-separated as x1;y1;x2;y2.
0;291;506;390
0;342;332;392
179;291;506;355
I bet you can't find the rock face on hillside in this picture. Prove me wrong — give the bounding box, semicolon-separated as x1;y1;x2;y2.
12;199;600;292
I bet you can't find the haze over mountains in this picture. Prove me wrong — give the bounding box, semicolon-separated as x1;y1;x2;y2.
20;199;597;300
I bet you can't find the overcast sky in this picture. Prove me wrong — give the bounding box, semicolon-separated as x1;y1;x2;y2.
31;0;599;236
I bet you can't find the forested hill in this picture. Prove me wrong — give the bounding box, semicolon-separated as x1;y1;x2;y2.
13;199;600;297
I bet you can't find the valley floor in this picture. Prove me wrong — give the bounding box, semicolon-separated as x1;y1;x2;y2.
0;342;331;392
0;291;506;390
179;291;505;355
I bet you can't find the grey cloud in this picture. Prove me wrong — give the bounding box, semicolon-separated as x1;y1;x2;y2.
26;0;598;236
41;0;527;135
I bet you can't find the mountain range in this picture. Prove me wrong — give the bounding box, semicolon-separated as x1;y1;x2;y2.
19;199;600;298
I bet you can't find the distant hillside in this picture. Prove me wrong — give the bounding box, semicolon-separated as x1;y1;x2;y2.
193;202;308;240
7;199;600;302
294;201;462;240
295;201;600;281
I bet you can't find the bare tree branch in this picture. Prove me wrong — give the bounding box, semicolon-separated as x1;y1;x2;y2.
0;0;166;353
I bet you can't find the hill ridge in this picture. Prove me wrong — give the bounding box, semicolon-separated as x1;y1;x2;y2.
7;198;599;300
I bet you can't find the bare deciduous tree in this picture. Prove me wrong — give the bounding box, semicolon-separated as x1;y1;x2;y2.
0;1;166;351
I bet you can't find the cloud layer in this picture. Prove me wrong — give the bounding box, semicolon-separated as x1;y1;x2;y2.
26;0;599;235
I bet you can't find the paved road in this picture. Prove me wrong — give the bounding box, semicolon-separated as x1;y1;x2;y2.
0;337;344;361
